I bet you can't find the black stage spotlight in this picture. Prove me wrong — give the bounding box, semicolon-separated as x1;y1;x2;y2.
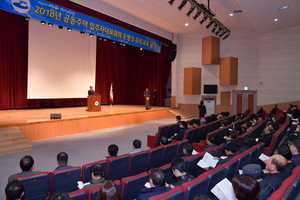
193;9;202;20
206;20;214;29
178;0;188;10
215;27;223;35
168;0;175;5
199;15;208;24
219;30;226;37
223;33;230;40
186;5;196;16
41;21;46;25
58;25;63;29
211;23;218;32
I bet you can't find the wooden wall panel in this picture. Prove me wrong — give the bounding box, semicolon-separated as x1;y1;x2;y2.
184;68;201;95
220;57;238;85
248;94;254;114
221;91;231;105
202;36;220;65
236;94;243;114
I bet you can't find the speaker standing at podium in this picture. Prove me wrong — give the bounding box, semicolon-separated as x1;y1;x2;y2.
144;88;150;110
88;86;95;96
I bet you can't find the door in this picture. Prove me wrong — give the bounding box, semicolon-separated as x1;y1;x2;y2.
233;91;257;115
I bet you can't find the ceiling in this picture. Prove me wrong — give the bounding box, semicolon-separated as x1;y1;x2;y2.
95;0;300;35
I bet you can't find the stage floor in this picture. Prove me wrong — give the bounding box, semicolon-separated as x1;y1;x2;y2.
0;105;169;127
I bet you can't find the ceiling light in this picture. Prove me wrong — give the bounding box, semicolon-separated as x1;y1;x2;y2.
123;44;126;46
80;31;85;34
274;18;278;22
193;9;202;20
279;5;290;10
185;23;189;26
199;15;208;24
186;5;196;16
89;34;93;37
41;21;46;25
67;28;72;32
103;39;107;41
229;13;233;16
140;48;143;50
112;41;115;43
178;0;188;10
48;23;53;27
168;0;175;5
206;20;214;29
25;17;30;20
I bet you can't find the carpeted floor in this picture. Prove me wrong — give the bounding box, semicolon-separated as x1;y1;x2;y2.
0;118;176;198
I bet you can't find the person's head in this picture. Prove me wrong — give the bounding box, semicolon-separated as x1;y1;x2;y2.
207;134;216;145
223;141;237;155
91;164;105;179
193;195;212;200
200;118;206;125
274;146;292;161
57;152;68;166
149;168;166;187
217;114;223;120
145;88;148;91
235;137;247;149
229;130;239;140
89;86;93;90
265;155;287;173
234;125;243;134
269;121;279;131
96;180;122;200
132;139;142;149
183;143;193;155
294;105;298;109
108;144;119;156
5;180;25;200
179;121;187;128
188;120;195;128
244;122;252;129
224;111;230;117
200;100;204;105
242;164;264;179
264;126;275;135
231;175;260;200
49;192;70;200
258;114;265;122
282;112;287;117
176;115;181;121
288;138;300;155
171;157;186;177
20;155;34;171
159;136;169;145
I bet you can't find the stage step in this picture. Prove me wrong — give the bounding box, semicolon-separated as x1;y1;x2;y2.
168;109;195;119
0;127;33;156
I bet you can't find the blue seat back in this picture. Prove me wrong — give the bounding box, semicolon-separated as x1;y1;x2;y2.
127;151;149;176
81;160;107;183
121;172;149;200
106;155;129;181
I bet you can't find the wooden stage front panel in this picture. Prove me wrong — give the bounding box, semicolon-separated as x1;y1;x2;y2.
0;105;174;141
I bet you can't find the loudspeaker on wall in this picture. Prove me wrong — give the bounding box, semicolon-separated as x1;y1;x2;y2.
168;43;177;62
50;113;61;119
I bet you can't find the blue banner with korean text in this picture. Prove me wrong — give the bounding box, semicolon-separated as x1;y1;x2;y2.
1;0;162;53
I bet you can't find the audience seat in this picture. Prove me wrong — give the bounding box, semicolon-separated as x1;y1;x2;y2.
175;139;189;158
50;166;81;194
13;171;49;200
68;188;87;200
121;172;149;200
185;153;205;178
127;151;149;176
158;164;176;184
148;186;184;200
81;159;107;183
161;142;178;165
237;151;251;170
204;166;227;194
221;158;239;181
106;154;129;181
146;146;163;170
181;173;209;199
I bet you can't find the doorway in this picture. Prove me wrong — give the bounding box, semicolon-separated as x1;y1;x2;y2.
233;91;257;115
202;97;216;115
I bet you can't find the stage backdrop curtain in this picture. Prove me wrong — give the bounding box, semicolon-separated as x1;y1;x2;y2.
0;11;28;109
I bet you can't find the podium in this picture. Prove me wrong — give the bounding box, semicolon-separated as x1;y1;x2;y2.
144;95;150;109
86;94;101;112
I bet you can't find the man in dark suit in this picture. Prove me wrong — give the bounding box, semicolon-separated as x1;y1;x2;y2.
152;89;157;106
144;88;150;96
88;86;95;96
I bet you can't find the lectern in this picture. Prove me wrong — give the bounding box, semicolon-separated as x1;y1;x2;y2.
87;94;101;112
144;95;150;110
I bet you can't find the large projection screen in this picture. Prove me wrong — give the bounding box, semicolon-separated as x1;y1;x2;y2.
28;20;96;99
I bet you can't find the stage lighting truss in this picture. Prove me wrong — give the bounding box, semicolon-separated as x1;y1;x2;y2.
168;0;231;40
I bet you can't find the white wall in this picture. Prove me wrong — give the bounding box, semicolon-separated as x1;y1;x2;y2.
258;25;300;105
174;28;259;105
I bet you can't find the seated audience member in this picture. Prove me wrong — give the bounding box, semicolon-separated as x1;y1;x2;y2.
55;152;72;170
242;122;252;132
171;121;188;141
244;135;257;148
49;192;70;200
193;195;212;200
217;141;238;165
5;180;25;200
277;112;287;124
129;139;142;154
188;120;196;129
96;180;123;200
256;107;264;115
106;144;119;158
244;107;250;115
235;113;242;121
223;111;230;117
264;155;287;190
242;164;274;200
288;138;300;166
182;143;193;158
176;115;181;123
169;158;194;188
235;137;250;154
199;118;206;125
203;134;217;151
136;169;171;200
224;130;239;142
231;175;260;200
268;121;279;131
159;136;169;145
292;105;300;119
270;105;278;115
286;104;293;114
83;164;105;189
258;127;275;147
8;155;40;182
274;146;295;178
253;114;265;126
216;114;223;120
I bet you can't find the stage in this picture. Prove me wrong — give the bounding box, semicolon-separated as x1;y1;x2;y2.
0;105;174;141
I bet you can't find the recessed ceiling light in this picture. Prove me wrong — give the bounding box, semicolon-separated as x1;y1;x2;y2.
274;18;278;22
185;23;189;26
229;13;233;16
279;5;290;10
